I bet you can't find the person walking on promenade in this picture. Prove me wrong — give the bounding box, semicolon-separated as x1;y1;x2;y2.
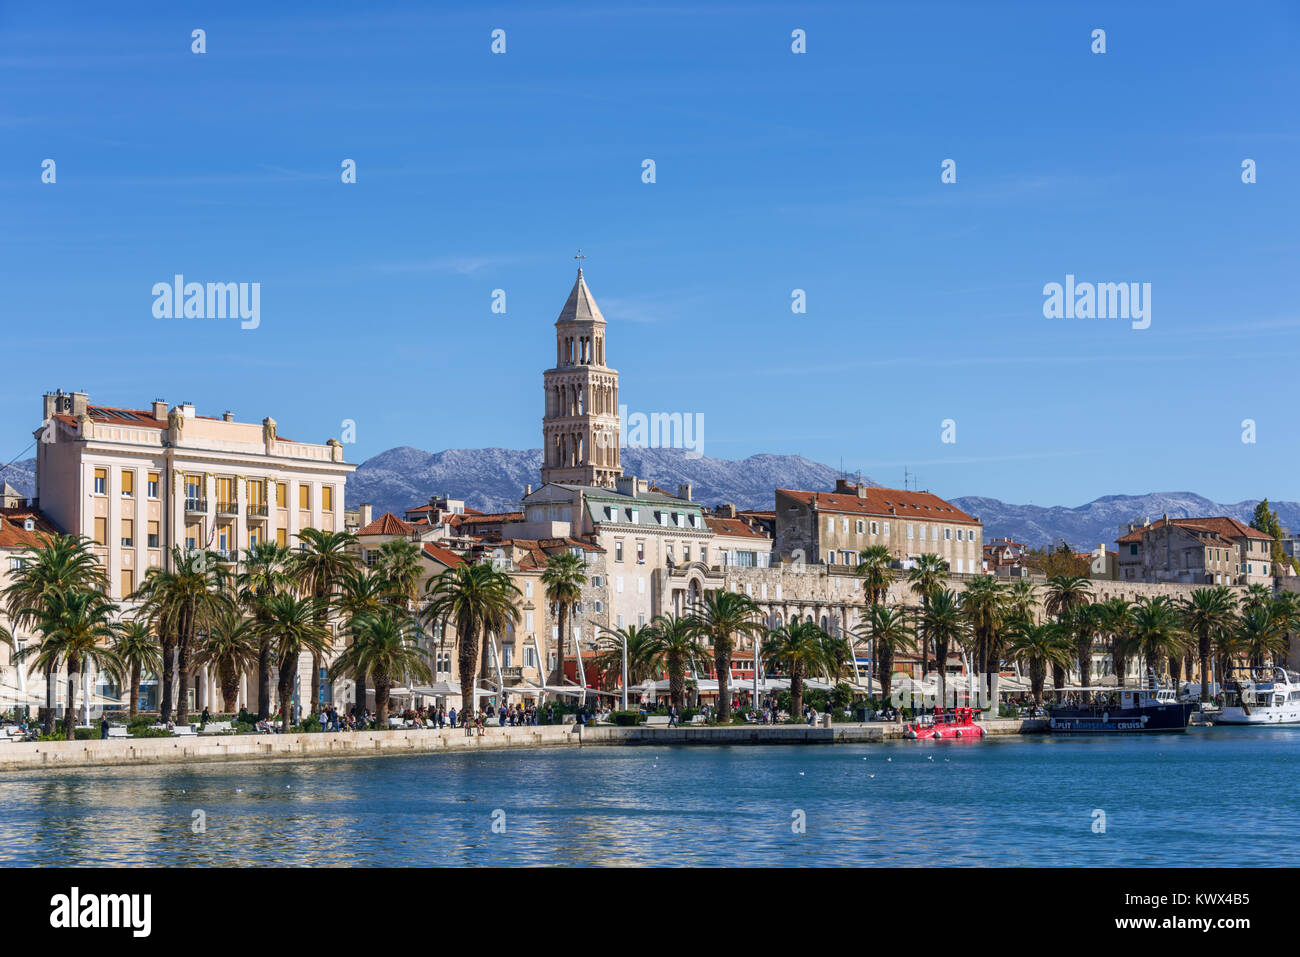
667;705;678;728
449;706;457;729
99;715;109;739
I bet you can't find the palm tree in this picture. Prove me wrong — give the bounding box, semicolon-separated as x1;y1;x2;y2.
689;589;764;720
373;538;424;609
2;533;107;727
236;542;295;720
424;562;521;714
256;593;332;732
855;604;913;707
855;545;895;607
762;620;846;719
291;528;359;716
15;588;122;739
1065;603;1105;689
329;610;432;725
960;575;1008;705
540;552;587;691
112;621;162;718
1180;586;1238;701
641;614;713;711
1006;620;1072;707
1130;596;1187;682
1235;601;1288;667
921;588;967;707
1043;574;1092;697
193;606;259;712
1094;597;1134;686
133;548;231;724
593;623;655;692
336;566;392;711
906;553;947;675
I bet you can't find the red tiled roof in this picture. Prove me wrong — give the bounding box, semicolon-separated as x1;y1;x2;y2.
357;512;417;537
705;517;770;539
1116;517;1268;545
422;543;467;568
777;486;979;524
0;507;60;549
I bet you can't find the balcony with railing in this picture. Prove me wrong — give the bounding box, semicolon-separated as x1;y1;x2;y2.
216;501;240;517
184;497;207;514
247;503;269;520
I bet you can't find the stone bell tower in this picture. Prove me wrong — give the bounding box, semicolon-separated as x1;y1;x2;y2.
540;256;622;488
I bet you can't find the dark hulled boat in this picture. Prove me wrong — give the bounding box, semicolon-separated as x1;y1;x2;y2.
1048;671;1194;733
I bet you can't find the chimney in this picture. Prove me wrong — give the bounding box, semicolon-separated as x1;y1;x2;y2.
616;475;637;496
179;402;196;418
676;483;692;502
70;391;88;417
716;503;737;518
360;504;373;527
857;484;867;500
524;484;533;497
222;411;234;422
834;478;855;495
152;398;167;420
42;391;57;420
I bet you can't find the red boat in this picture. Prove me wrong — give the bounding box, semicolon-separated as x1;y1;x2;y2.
904;707;987;740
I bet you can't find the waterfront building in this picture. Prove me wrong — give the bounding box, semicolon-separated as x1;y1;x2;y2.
35;390;354;600
774;480;984;575
1116;515;1274;585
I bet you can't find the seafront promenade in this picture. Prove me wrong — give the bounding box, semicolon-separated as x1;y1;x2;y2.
0;718;1045;772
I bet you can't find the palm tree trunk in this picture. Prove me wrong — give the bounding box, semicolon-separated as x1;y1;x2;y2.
1051;663;1066;700
278;655;296;733
129;663;141;719
354;667;367;715
176;635;192;725
310;651;322;716
878;645;894;707
1030;661;1046;707
257;639;273;721
715;643;731;722
1078;643;1092;688
791;668;804;719
458;626;479;719
374;675;390;725
935;640;948;708
220;666;239;712
64;662;78;740
553;603;568;689
160;639;176;723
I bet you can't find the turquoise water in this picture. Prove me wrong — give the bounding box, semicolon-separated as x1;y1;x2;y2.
1;727;1295;866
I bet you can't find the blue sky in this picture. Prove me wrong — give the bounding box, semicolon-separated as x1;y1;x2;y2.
3;0;1298;507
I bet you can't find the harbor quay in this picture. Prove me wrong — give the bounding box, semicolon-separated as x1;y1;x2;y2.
0;717;1045;773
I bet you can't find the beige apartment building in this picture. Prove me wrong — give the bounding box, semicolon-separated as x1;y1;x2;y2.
36;390;354;599
1116;515;1273;585
774;480;984;574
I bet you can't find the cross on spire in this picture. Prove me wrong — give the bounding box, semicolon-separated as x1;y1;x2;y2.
574;249;587;273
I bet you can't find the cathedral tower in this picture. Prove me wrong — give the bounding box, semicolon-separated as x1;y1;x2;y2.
541;262;622;487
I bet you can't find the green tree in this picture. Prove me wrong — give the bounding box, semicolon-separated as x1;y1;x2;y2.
15;588;122;739
689;589;764;720
762;621;847;719
855;545;895;607
921;588;967;706
1095;597;1134;687
424;562;521;714
1043;574;1092;697
236;542;295;720
854;604;913;706
112;620;162;718
1180;586;1238;701
1250;499;1295;575
540;552;587;691
335;565;390;710
329;610;432;725
1130;596;1187;681
593;623;656;690
906;553;947;675
640;614;712;711
256;594;332;732
960;575;1009;706
291;528;359;715
134;548;231;724
1006;620;1072;707
193;606;259;712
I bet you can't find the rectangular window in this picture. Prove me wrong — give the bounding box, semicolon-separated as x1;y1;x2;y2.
700;546;708;565
93;517;107;545
322;486;334;511
249;528;260;548
185;522;200;551
185;474;202;500
121;568;134;597
856;520;866;534
944;528;952;541
147;520;159;549
147;472;159;498
826;516;834;533
525;611;534;631
907;524;914;540
616;576;624;593
276;528;287;547
683;545;691;562
615;540;624;562
919;526;927;541
842;517;849;533
870;521;879;535
249;480;265;506
524;581;533;598
637;577;645;594
616;614;624;628
276;482;287;508
121;470;134;497
121;519;134;548
630;508;639;524
636;542;645;564
883;522;890;537
299;485;310;509
827;551;836;564
93;468;107;495
666;545;675;563
1129;544;1138;556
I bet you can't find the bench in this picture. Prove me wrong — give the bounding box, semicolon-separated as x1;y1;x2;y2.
172;725;198;736
689;714;706;726
107;726;129;739
197;721;232;735
645;715;672;728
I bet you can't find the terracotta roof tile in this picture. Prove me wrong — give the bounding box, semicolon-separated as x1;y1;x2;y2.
777;486;979;524
357;512;417;537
